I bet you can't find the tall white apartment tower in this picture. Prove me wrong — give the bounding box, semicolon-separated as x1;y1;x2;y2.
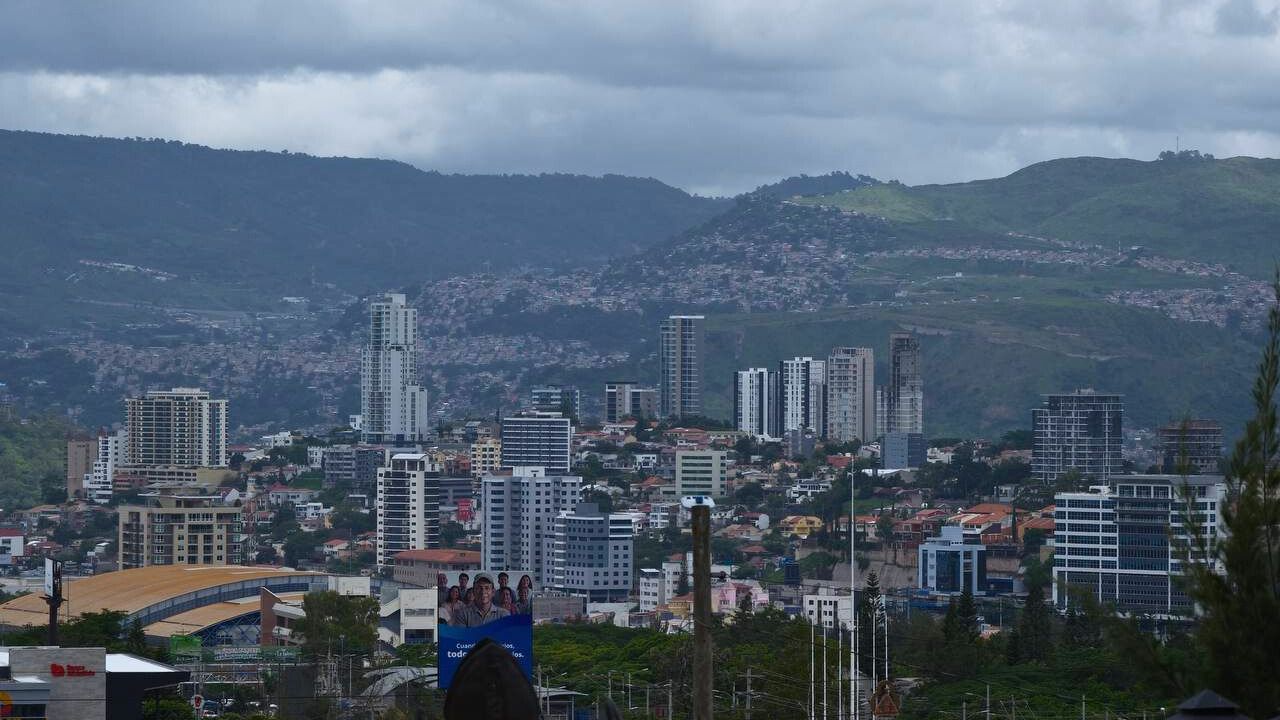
883;332;924;436
482;468;582;583
548;503;635;602
733;368;778;439
361;293;429;445
376;452;442;567
86;428;127;504
778;357;826;435
824;347;875;444
125;388;228;467
500;412;573;475
659;315;705;419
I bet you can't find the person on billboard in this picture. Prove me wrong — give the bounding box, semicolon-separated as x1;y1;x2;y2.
457;572;470;596
497;572;511;594
516;584;532;615
441;585;464;625
497;586;519;615
454;575;509;627
436;572;449;609
517;574;533;594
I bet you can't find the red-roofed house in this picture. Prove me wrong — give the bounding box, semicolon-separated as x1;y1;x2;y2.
392;548;482;588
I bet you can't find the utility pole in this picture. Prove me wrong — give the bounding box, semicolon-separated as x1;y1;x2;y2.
690;499;714;720
668;681;674;720
628;672;633;711
810;621;816;720
43;559;63;646
837;628;843;720
986;684;991;720
823;627;828;720
744;668;753;720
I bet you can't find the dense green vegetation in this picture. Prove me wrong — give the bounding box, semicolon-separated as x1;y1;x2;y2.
0;129;728;329
802;154;1280;276
0;413;74;509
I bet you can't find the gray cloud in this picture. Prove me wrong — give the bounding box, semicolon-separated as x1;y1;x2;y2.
1;0;1278;194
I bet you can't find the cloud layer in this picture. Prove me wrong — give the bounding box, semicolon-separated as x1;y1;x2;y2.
1;0;1278;194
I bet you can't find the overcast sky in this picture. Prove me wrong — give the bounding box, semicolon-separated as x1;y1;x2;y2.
1;0;1278;195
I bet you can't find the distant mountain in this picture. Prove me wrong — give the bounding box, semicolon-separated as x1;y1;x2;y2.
0;130;729;331
802;155;1280;276
752;171;878;198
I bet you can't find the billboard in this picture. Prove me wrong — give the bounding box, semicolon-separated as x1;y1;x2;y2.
436;570;535;625
436;570;535;689
438;613;533;689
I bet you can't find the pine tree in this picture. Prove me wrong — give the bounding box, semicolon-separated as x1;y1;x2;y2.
1180;273;1280;719
857;572;883;673
1016;583;1052;663
955;586;979;643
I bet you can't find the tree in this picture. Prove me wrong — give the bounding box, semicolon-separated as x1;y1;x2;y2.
857;572;883;671
142;697;197;720
440;521;467;548
1012;583;1052;664
735;481;764;506
255;547;279;565
295;590;379;658
1180;274;1280;719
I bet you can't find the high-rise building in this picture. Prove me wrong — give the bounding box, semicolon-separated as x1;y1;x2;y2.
1053;475;1226;616
361;293;429;445
778;357;826;435
322;445;386;491
376;452;442;567
66;436;97;500
675;450;730;497
482;468;582;583
917;526;987;595
824;347;875;444
1032;390;1124;482
547;502;634;602
604;382;658;423
883;432;926;469
1157;420;1224;475
531;385;581;420
881;332;924;437
500;412;572;475
733;368;779;439
470;437;503;479
118;491;243;568
86;428;127;504
659;315;705;418
124;388;228;468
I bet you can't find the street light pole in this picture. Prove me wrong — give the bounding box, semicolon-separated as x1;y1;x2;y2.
690;498;714;720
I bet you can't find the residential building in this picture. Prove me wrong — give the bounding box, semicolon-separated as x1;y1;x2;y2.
391;548;482;588
500;412;572;475
360;292;430;445
321;445;385;491
66;436;97;500
659;315;705;418
733;368;779;439
603;381;658;423
118;492;243;569
1157;420;1224;475
917;526;987;595
547;503;634;602
778;357;826;435
1053;475;1226;617
0;528;24;565
883;432;926;469
125;388;228;467
879;332;924;437
376;453;442;567
1032;390;1124;483
86;428;127;504
825;347;875;443
675;450;730;497
470;438;503;478
481;468;582;583
531;385;581;420
804;591;854;629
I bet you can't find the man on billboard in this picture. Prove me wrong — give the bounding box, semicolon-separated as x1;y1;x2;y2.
453;575;509;627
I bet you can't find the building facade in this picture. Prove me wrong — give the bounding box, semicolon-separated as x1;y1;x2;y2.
917;526;987;595
118;492;244;569
1053;475;1226;616
883;432;926;469
1157;420;1223;475
391;548;482;587
375;453;442;567
733;368;779;440
1032;390;1124;483
778;357;826;435
531;385;581;419
322;444;386;491
500;412;572;475
470;437;503;478
360;293;430;445
481;469;583;583
824;347;875;444
880;332;924;436
804;591;854;629
659;315;705;419
603;382;659;423
675;450;730;497
66;437;97;500
125;388;228;467
85;428;127;504
547;503;634;602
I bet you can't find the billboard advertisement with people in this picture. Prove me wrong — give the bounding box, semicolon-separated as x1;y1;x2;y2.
437;570;534;688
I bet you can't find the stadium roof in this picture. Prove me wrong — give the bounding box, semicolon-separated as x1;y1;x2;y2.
0;566;326;629
143;592;305;639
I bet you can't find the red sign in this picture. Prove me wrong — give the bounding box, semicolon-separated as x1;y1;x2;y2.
49;663;95;677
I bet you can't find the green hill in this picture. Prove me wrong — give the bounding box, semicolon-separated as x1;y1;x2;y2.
804;155;1280;276
0;130;728;331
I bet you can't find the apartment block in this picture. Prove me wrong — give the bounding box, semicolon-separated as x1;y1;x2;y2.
1032;390;1124;482
1157;420;1223;475
125;388;228;467
825;347;875;444
376;453;442;567
118;492;243;569
361;293;429;445
675;450;730;497
481;469;582;583
659;315;705;418
548;503;634;602
500;412;572;475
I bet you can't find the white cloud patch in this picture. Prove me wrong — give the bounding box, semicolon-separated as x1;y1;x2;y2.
1;0;1279;194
